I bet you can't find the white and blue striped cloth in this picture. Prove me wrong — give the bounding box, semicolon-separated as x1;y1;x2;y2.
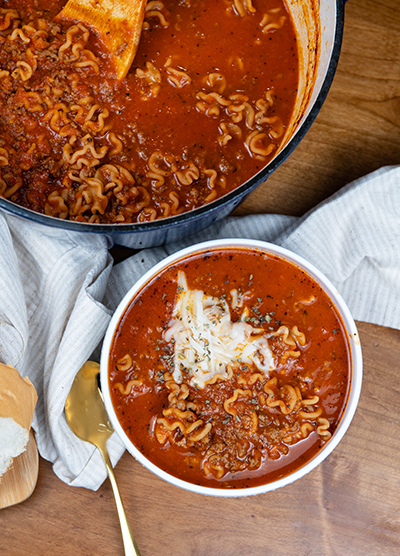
0;165;399;490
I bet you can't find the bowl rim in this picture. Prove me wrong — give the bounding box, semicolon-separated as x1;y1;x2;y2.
0;0;345;235
100;238;363;498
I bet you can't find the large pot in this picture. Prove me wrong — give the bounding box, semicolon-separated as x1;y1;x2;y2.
0;0;345;248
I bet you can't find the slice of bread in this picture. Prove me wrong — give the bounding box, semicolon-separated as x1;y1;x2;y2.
0;363;37;479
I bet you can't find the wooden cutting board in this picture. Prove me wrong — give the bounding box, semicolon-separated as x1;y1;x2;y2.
0;430;39;509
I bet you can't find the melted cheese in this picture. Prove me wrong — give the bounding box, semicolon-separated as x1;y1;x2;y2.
163;271;275;389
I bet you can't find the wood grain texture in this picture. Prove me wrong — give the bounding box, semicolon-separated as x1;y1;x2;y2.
0;431;38;509
1;322;399;556
2;1;400;555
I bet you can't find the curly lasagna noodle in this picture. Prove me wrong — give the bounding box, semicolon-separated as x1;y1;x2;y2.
110;248;350;488
0;0;298;223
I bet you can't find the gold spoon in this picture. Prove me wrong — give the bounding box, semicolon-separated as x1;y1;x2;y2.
56;0;147;79
65;361;141;556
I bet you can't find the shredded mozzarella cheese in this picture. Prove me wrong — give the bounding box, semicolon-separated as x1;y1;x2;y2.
163;271;275;388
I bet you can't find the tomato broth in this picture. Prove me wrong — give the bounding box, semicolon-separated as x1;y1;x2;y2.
109;247;350;489
0;0;298;223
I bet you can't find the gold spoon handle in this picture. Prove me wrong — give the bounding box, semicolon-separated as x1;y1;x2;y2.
100;446;142;556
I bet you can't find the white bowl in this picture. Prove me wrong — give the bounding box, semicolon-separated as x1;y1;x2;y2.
100;239;363;497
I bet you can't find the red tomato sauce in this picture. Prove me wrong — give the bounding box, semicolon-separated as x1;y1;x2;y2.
0;1;298;223
109;248;351;489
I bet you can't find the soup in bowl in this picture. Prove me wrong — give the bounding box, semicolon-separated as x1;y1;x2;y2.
100;239;362;496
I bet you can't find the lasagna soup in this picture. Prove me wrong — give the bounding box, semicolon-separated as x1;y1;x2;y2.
109;248;350;489
0;0;298;223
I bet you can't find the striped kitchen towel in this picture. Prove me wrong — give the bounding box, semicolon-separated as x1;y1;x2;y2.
0;165;399;490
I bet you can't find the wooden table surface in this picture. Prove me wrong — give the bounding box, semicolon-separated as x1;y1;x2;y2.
2;1;400;554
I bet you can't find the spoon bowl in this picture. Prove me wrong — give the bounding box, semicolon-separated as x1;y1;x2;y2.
56;0;147;79
65;361;141;556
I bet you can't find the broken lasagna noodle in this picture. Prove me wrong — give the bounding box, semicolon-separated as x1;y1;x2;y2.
109;249;350;488
0;0;298;223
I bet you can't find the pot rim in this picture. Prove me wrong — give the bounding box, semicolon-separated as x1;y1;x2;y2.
0;1;345;235
100;238;363;498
